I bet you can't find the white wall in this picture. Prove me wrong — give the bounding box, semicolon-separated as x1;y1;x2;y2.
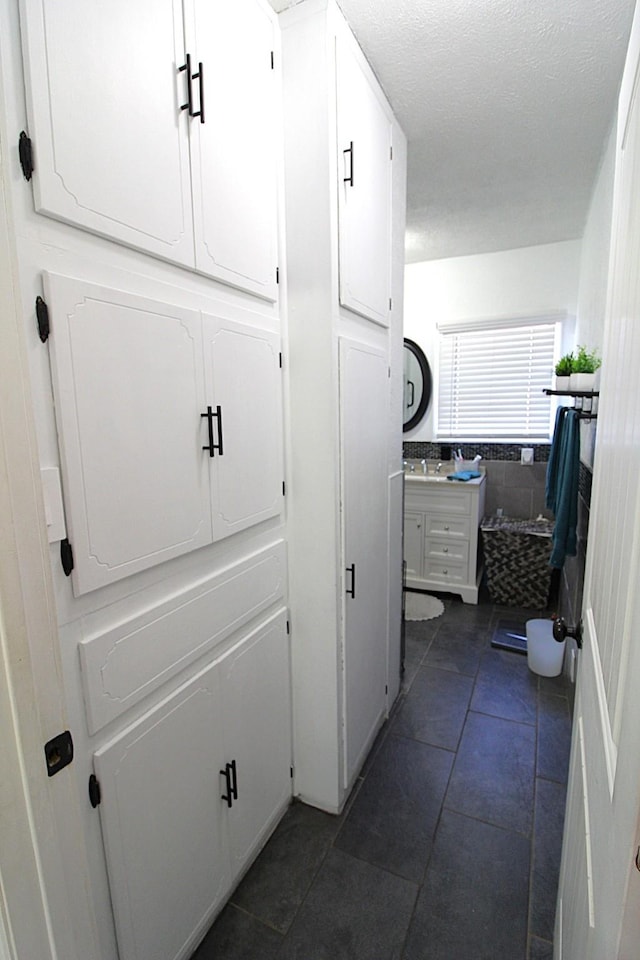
575;123;616;467
404;239;582;440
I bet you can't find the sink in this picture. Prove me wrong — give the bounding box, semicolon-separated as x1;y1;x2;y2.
404;472;451;483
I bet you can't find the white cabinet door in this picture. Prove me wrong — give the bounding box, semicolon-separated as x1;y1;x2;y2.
94;664;229;960
21;0;194;266
336;39;392;326
221;610;292;874
203;313;284;541
188;0;279;301
403;511;424;581
46;272;212;596
340;338;389;786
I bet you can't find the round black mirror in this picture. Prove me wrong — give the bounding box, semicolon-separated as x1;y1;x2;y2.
403;338;432;432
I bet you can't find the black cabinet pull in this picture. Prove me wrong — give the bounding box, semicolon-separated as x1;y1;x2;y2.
192;61;205;124
220;763;233;808
179;53;193;114
230;758;238;801
346;563;356;598
343;141;354;186
201;405;224;457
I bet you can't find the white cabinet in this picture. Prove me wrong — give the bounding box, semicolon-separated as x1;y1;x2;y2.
94;610;291;960
404;475;486;604
20;0;279;300
46;271;284;595
336;38;392;325
340;338;388;785
280;0;406;811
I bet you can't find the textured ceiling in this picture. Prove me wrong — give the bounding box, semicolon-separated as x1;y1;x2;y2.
269;0;636;263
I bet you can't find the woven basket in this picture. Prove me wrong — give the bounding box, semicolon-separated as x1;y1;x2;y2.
480;517;554;607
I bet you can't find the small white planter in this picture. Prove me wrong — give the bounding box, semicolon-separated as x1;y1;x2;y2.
554;375;571;391
570;372;597;392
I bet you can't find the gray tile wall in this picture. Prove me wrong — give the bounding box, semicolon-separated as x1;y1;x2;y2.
482;461;552;522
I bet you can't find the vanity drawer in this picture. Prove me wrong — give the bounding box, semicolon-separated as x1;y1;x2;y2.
425;516;470;540
425;538;469;564
423;559;466;585
408;490;471;516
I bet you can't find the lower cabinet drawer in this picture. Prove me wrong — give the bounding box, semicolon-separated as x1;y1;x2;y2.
426;515;470;540
425;538;469;564
423;559;466;585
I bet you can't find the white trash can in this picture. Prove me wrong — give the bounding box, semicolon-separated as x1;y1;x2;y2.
526;619;565;677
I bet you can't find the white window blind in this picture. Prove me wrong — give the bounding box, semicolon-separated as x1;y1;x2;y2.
437;318;558;440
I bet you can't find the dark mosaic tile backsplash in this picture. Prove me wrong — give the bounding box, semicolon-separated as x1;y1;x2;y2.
403;441;551;463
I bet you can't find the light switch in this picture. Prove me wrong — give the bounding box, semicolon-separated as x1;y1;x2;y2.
520;447;534;465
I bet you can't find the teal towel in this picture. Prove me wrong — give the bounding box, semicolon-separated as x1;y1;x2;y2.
549;409;580;568
546;406;567;511
447;470;481;482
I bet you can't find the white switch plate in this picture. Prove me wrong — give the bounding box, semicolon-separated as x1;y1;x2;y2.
520;447;534;465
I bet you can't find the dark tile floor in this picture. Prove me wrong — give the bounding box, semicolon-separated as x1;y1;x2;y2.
192;594;573;960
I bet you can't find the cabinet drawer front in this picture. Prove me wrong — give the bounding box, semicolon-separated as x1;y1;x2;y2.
405;489;471;516
425;538;469;564
426;516;470;539
423;559;466;585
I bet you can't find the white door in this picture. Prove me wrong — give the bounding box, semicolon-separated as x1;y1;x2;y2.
45;272;212;595
203;312;284;541
221;610;292;875
94;663;229;960
188;0;279;301
336;38;392;326
20;0;194;266
340;338;389;786
556;13;640;957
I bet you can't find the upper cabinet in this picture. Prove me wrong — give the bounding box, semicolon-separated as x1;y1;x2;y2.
20;0;279;301
336;39;393;326
45;270;284;595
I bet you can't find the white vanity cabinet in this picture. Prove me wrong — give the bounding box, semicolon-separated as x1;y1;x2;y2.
93;609;291;960
46;271;284;595
404;475;486;604
20;0;279;300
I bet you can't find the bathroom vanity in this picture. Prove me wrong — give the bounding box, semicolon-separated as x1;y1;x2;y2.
404;463;486;604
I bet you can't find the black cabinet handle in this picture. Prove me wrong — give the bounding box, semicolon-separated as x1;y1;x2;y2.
201;405;224;457
192;61;205;124
230;758;238;801
346;563;356;598
179;53;193;114
343;141;354;186
220;763;232;807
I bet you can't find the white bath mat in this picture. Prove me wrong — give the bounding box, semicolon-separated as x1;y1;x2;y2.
404;592;445;621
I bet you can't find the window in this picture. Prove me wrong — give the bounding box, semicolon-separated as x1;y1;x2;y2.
436;314;561;441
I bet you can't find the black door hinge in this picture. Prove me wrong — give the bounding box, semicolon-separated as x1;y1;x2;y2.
44;730;73;777
35;296;50;343
19;131;33;181
88;773;101;808
60;538;74;576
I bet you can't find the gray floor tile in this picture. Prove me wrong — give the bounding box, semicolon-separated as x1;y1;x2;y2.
471;647;538;725
531;778;567;942
445;711;536;835
391;665;473;750
423;623;486;676
537;692;572;782
529;936;554;959
403;809;530;960
230;801;340;934
280;847;417;960
403;618;439;664
335;733;453;882
192;904;283;960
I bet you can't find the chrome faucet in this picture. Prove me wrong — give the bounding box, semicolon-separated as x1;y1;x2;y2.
420;459;427;474
436;462;443;474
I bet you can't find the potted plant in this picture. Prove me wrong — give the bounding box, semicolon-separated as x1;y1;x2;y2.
570;345;601;391
554;353;573;391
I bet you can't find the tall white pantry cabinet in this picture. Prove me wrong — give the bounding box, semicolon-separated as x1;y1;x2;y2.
0;2;406;960
280;0;407;812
